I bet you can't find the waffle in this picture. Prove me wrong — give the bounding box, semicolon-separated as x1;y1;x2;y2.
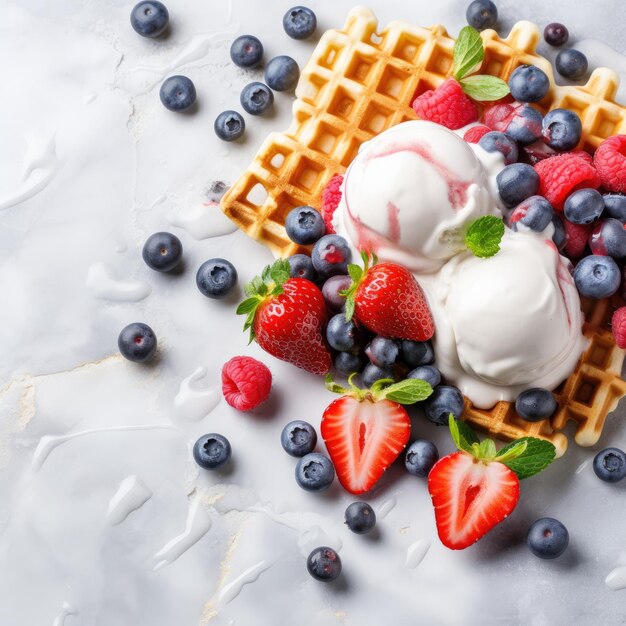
221;7;626;455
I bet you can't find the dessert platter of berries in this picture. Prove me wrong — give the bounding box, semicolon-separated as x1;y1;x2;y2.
3;0;626;624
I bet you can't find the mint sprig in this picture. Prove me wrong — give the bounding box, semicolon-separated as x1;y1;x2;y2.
465;215;505;258
459;75;511;101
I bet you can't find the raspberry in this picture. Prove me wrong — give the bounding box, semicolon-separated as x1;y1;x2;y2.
463;124;491;143
320;173;343;234
563;219;591;259
222;356;272;411
482;101;520;131
534;152;601;210
412;79;478;130
611;306;626;349
594;135;626;193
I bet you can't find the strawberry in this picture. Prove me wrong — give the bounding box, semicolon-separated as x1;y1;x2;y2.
343;252;434;341
321;376;433;494
237;259;331;375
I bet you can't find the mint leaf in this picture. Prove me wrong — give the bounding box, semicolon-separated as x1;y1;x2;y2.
465;215;505;258
460;75;510;101
378;378;433;404
498;437;556;480
452;26;484;80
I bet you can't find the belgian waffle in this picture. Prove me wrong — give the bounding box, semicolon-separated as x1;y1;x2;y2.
221;6;626;455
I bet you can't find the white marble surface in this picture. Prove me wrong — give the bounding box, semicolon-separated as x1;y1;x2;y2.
1;1;626;624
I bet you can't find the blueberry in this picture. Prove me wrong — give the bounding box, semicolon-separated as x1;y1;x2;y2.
118;322;157;363
590;218;626;258
510;196;554;233
322;274;352;311
240;82;274;116
326;314;358;352
542;108;582;151
287;253;317;281
142;231;183;272
130;1;169;38
283;6;317;40
423;385;464;425
496;163;540;208
214;110;245;142
193;433;231;470
552;214;566;250
593;447;626;483
307;546;341;582
574;255;621;298
505;104;543;146
365;337;399;367
295;453;335;491
285;206;326;245
281;420;317;457
508;65;550;103
465;0;497;30
160;75;196;111
556;49;588;80
544;23;569;47
196;258;238;299
230;35;264;68
404;440;439;477
311;234;352;277
334;351;365;375
479;131;519;166
603;194;626;223
407;365;441;388
564;188;604;225
515;388;557;422
344;502;376;534
401;340;434;368
362;363;394;388
265;55;300;92
527;518;569;559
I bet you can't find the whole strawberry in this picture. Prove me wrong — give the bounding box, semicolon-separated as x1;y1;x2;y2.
343;252;434;341
237;259;331;375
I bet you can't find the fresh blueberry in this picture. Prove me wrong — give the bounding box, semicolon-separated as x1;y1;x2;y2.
552;214;566;250
479;131;519;165
307;546;341;582
142;231;182;272
589;218;626;258
295;453;335;491
196;258;238;299
283;6;317;39
527;518;569;559
401;339;434;368
510;196;554;233
423;385;464;425
326;314;358;352
407;365;441;388
574;255;621;298
130;1;168;38
118;322;157;363
193;433;231;470
311;234;352;277
334;351;365;375
404;440;439;477
160;75;196;111
564;188;604;225
515;388;557;422
322;274;352;311
542;108;582;151
230;35;264;68
556;49;588;80
544;23;569;47
508;65;549;103
281;420;317;457
240;82;274;116
287;254;317;281
603;194;626;223
465;0;497;30
365;337;399;367
214;110;245;142
285;206;326;245
265;55;300;91
344;502;376;534
362;363;394;387
505;104;543;146
496;163;540;208
593;447;626;483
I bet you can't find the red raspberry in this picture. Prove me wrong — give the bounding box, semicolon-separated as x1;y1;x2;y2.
412;79;478;130
594;135;626;193
222;356;272;411
611;306;626;349
482;101;520;131
534;152;601;210
563;220;591;259
463;125;491;143
320;173;343;234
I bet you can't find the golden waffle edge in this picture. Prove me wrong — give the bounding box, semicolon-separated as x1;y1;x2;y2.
221;6;626;456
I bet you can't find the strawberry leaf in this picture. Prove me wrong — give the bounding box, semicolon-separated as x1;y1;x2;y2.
452;26;484;80
325;374;350;396
459;75;510;101
347;264;362;282
376;378;433;404
479;438;497;461
270;259;290;285
236;297;259;315
449;416;480;453
465;215;505;258
494;440;527;464
498;437;556;480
